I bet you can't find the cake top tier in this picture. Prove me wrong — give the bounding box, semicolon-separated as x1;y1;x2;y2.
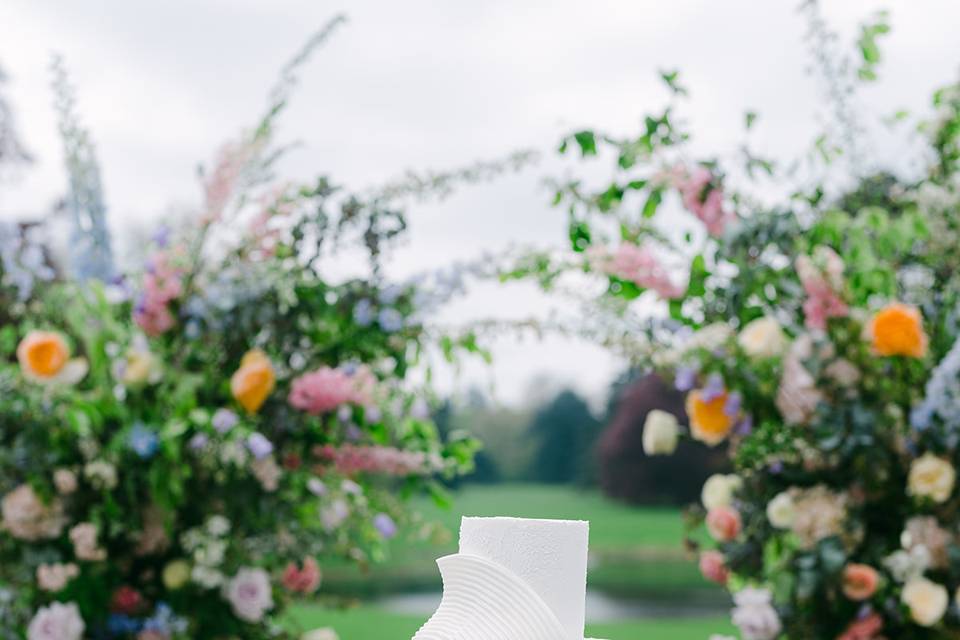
459;517;589;640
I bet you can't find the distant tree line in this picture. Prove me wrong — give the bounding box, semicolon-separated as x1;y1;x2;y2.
436;369;728;505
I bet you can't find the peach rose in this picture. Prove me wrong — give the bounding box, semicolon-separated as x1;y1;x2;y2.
17;331;88;385
837;612;883;640
282;557;322;594
706;506;742;542
868;302;927;358
842;563;879;601
230;350;276;414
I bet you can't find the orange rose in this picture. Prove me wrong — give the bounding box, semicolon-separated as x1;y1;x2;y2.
842;563;879;601
869;303;927;358
686;390;734;446
231;350;276;414
17;331;69;378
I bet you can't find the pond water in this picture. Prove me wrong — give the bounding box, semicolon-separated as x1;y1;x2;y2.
377;589;727;622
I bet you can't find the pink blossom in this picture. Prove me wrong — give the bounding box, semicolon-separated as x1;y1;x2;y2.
673;165;733;237
796;247;848;331
203;142;253;224
282;557;322;594
134;252;184;337
587;243;685;299
699;550;729;585
318;445;440;476
288;366;375;415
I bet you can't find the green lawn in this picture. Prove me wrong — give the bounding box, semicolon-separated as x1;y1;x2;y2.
323;484;708;597
286;603;735;640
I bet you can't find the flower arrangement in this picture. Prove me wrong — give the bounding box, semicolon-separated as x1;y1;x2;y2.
535;6;960;639
0;21;484;640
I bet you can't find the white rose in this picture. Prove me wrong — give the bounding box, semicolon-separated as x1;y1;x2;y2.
902;577;948;627
701;474;743;510
27;602;85;640
731;587;782;640
191;564;225;589
642;410;679;456
884;547;931;583
83;460;118;490
225;567;274;623
766;491;796;529
738;317;789;359
824;359;860;387
908;454;956;503
302;629;340;640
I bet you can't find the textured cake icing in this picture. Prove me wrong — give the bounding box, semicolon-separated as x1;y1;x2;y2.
413;517;604;640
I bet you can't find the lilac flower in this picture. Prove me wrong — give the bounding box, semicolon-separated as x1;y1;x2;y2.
212;408;239;435
379;284;403;305
410;398;431;420
378;308;404;333
341;479;363;496
189;433;209;450
366;406;383;423
674;366;697;392
735;414;754;436
246;433;274;460
129;422;159;459
701;373;725;402
337;405;353;423
353;299;374;327
307;478;327;496
768;460;784;474
723;392;742;417
345;423;363;441
374;513;397;539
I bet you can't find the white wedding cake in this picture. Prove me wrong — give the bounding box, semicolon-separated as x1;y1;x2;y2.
413;517;605;640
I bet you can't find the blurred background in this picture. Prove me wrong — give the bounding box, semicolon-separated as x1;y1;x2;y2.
2;1;959;637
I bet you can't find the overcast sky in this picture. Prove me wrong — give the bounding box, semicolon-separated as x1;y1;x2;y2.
1;0;958;408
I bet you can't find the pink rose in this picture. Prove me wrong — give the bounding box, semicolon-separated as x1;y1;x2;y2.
586;243;685;300
706;506;742;542
699;550;729;585
673;165;733;237
282;557;322;594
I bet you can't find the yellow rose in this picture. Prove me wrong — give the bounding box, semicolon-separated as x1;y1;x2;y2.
162;559;191;590
908;454;955;503
686;390;734;446
738;317;789;359
17;331;88;385
902;577;948;626
230;350;276;414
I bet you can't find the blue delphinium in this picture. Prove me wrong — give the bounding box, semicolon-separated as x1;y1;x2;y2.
912;337;960;431
353;298;374;327
129;422;159;459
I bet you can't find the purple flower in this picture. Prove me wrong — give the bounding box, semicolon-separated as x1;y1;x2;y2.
723;392;742;417
212;408;239;435
353;299;374;327
735;414;754;436
674;366;697;392
374;513;397;539
378;308;404;333
246;432;274;460
307;478;327;496
701;373;725;402
341;479;363;496
345;423;363;441
410;398;431;420
365;406;383;423
768;459;784;474
189;433;209;450
337;405;353;423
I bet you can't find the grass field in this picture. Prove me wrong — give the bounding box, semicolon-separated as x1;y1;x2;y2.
323;484;708;596
286;603;736;640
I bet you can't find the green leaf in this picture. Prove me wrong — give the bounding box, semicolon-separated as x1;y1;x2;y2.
745;111;758;130
569;220;592;251
641;189;663;218
572;131;597;157
659;69;688;96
